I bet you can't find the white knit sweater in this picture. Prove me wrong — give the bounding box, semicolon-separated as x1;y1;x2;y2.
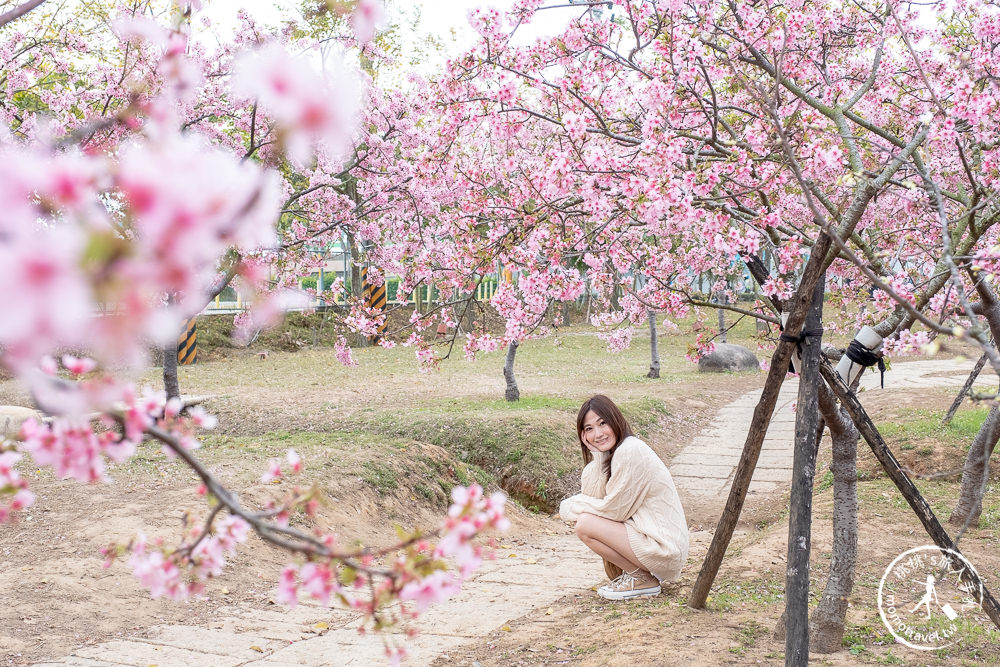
559;436;689;582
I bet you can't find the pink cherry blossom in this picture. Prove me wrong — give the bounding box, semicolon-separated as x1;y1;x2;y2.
232;43;361;165
399;570;461;612
352;0;385;44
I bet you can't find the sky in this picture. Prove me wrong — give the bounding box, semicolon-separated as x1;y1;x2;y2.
197;0;590;68
195;1;938;77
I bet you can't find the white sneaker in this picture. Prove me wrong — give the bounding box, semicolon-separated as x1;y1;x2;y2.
597;568;661;600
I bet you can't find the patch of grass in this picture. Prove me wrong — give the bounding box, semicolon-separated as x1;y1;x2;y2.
344;395;669;511
360;461;398;495
707;577;784;612
817;469;834;492
880;407;989;447
198;429;494;508
736;619;769;648
876;650;906;665
197;311;343;355
980;493;1000;530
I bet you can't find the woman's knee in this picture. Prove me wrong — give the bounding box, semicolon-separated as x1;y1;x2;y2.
574;513;597;540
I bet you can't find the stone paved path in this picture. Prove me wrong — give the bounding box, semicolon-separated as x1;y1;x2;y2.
670;358;991;498
38;358;987;666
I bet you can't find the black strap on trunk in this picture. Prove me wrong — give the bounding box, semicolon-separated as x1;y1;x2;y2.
845;338;887;388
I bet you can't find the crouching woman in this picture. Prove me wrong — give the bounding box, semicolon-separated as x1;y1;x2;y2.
559;395;688;600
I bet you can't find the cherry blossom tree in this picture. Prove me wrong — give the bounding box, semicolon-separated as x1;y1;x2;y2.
430;0;1000;653
0;2;509;656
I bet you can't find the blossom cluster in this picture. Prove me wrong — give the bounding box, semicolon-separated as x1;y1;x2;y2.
276;483;508;623
0;452;35;523
126;514;250;600
18;378;215;485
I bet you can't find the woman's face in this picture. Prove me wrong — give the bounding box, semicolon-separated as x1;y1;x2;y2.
581;409;617;452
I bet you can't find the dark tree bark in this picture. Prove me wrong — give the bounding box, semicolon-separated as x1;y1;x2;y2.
163;343;180;400
503;340;520;402
809;382;859;653
949;405;1000;528
785;275;825;666
162;293;181;400
647;310;660;379
942;353;988;426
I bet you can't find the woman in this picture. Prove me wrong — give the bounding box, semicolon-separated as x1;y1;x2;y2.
559;394;689;600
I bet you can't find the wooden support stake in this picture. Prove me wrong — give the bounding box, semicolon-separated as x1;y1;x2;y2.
785;276;825;665
689;230;834;609
818;358;1000;629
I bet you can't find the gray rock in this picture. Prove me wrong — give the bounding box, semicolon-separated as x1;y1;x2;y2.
698;343;760;373
0;405;40;439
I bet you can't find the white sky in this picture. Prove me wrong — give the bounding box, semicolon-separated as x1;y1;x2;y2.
195;1;938;76
197;0;585;67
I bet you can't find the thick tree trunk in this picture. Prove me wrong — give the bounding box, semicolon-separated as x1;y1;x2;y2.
785;275;825;666
819;358;1000;630
809;384;859;653
647;310;660;379
503;340;520;402
941;353;988;426
949;405;1000;528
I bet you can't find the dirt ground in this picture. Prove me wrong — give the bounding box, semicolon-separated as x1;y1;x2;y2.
430;388;1000;667
2;336;999;666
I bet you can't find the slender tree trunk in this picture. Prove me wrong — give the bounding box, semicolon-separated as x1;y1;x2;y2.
941;353;988;426
949;405;1000;527
819;358;1000;630
503;340;520;402
809;384;859;653
562;300;571;327
785;275;825;666
162;293;180;400
647;310;660;379
717;293;727;343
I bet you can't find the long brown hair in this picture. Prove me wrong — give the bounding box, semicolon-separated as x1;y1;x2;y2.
577;395;634;480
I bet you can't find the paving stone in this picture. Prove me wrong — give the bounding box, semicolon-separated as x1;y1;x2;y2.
747;480;779;493
261;628;467;666
74;640;245;667
475;562;600;587
752;468;793;482
672;452;742;467
143;625;277;659
675;477;728;494
669;463;734;478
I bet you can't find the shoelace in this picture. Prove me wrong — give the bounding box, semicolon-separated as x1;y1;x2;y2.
613;569;640;591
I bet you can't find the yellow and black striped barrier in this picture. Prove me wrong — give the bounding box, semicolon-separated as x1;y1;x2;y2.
361;266;387;342
177;318;198;365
